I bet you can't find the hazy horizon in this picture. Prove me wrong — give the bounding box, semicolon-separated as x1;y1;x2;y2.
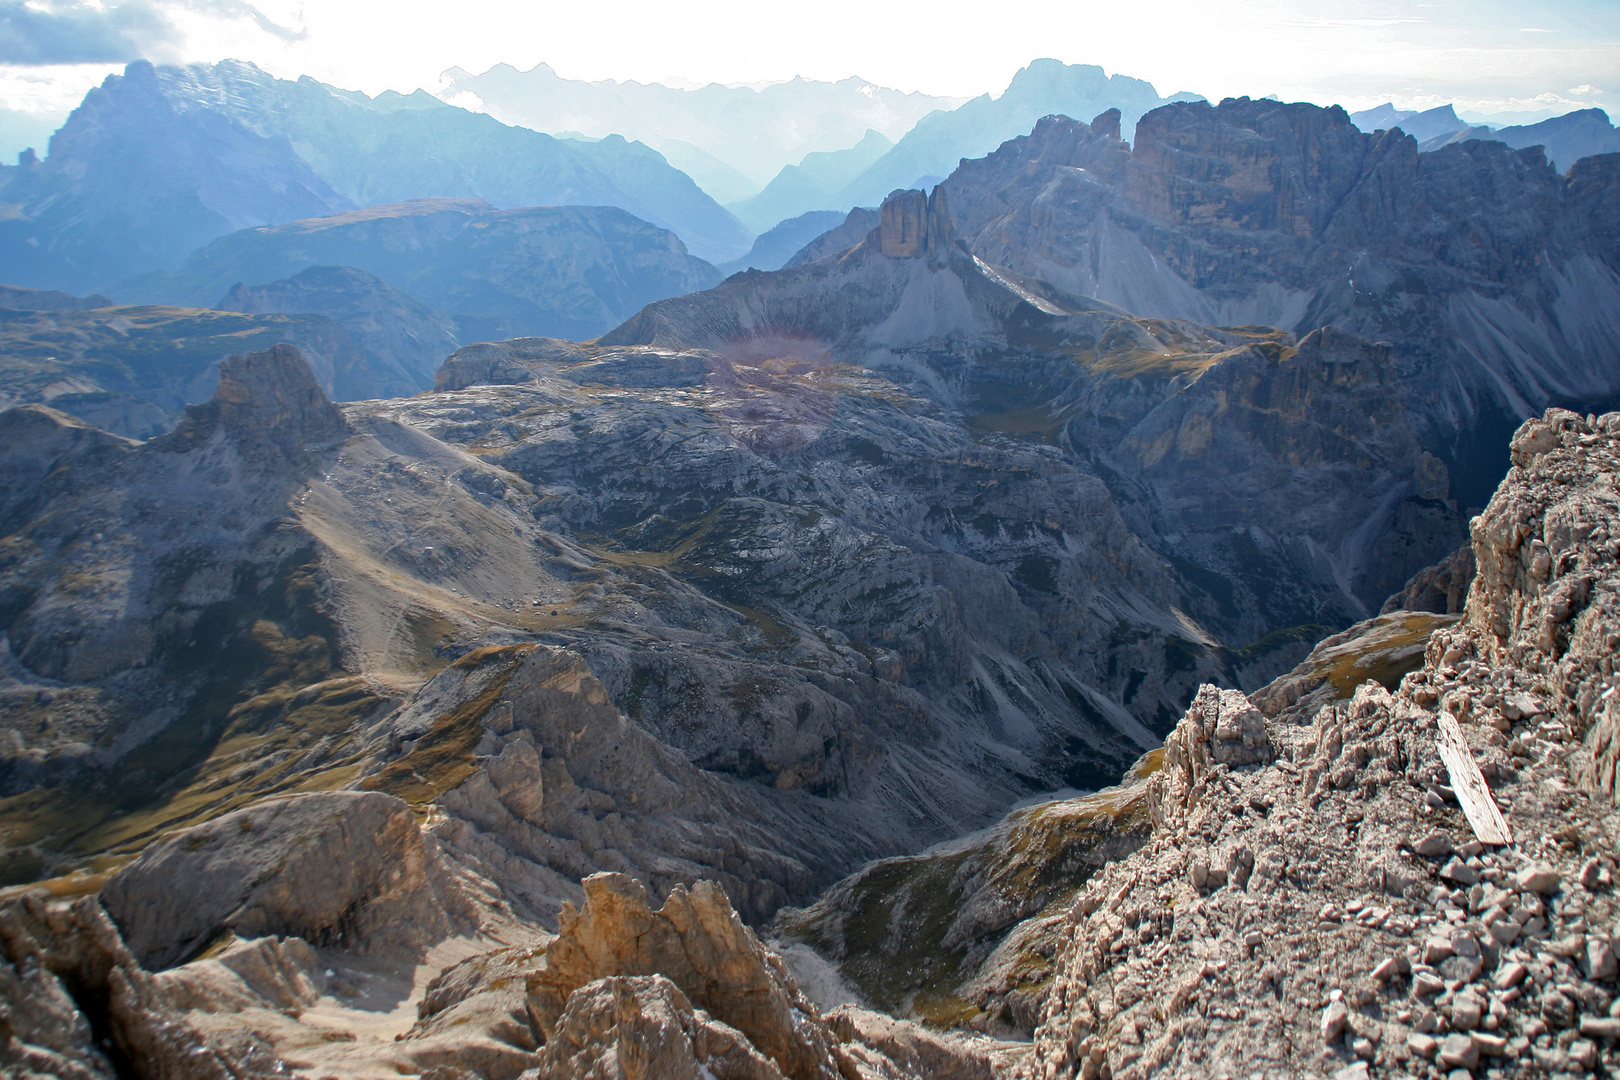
0;0;1615;144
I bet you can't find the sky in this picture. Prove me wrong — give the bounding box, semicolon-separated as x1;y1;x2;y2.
1;0;1617;135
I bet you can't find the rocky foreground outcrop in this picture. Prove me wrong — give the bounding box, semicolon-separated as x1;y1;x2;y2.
973;408;1620;1078
101;791;476;970
2;862;996;1080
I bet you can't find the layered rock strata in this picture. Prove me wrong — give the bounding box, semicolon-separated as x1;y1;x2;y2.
932;106;1620;506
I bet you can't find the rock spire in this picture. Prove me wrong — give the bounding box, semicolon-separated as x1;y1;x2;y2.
878;185;957;261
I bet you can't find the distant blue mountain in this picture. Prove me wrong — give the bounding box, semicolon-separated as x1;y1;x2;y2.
717;210;852;275
0;60;751;293
824;59;1202;213
1352;102;1620;172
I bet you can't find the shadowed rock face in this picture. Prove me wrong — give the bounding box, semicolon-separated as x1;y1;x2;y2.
879;187;956;260
217;265;461;396
163;343;349;459
935;106;1620;504
0;895;283;1080
123;198;723;344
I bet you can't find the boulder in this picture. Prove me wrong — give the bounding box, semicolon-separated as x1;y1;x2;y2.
101;791;473;970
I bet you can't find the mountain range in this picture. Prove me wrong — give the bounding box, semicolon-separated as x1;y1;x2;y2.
727;59;1205;230
437;62;964;193
118;197;722;343
0;59;752;293
4;55;1620;1080
940;103;1620;507
1354;102;1620;172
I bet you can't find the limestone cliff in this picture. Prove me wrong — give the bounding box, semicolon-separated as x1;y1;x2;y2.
936;106;1620;507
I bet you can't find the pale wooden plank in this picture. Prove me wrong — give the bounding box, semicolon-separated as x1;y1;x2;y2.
1436;711;1514;846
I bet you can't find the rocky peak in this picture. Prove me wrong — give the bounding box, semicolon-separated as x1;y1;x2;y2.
878;185;956;261
527;872;850;1080
164;343;348;460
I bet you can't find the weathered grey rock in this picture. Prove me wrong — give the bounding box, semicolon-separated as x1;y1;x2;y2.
869;410;1620;1080
943;107;1620;477
536;974;788;1080
1437;1032;1479;1069
1517;864;1562;894
824;1006;995;1080
1320;1000;1349;1042
526;873;850;1080
0;895;283;1079
101;791;474;970
1381;544;1476;616
218;264;462;397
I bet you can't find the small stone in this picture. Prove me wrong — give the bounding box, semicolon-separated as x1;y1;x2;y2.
1372;956;1400;982
1546;934;1587;958
1580;858;1603;890
1439;954;1484;983
1487;920;1520;946
1451;931;1481;958
1458;841;1485;857
1332;1063;1370;1080
1322;1000;1350;1042
1569;1038;1598;1069
1416;831;1456;858
1351;1035;1374;1060
1470;1031;1508;1056
1425;936;1457;965
1442;859;1482;886
1532;1046;1570;1072
1438;1032;1480;1068
1581;1015;1620;1038
1409;1032;1440;1058
1415;972;1447;996
1494;961;1529;989
1586;938;1617;981
1517;865;1562;894
1541;989;1577;1027
1452;996;1483;1030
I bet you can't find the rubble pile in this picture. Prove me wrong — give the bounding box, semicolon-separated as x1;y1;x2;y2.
1020;410;1620;1080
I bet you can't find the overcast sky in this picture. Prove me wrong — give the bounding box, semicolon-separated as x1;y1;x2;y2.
1;0;1616;126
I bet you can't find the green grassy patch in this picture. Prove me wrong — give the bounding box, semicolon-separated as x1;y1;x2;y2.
360;644;535;805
